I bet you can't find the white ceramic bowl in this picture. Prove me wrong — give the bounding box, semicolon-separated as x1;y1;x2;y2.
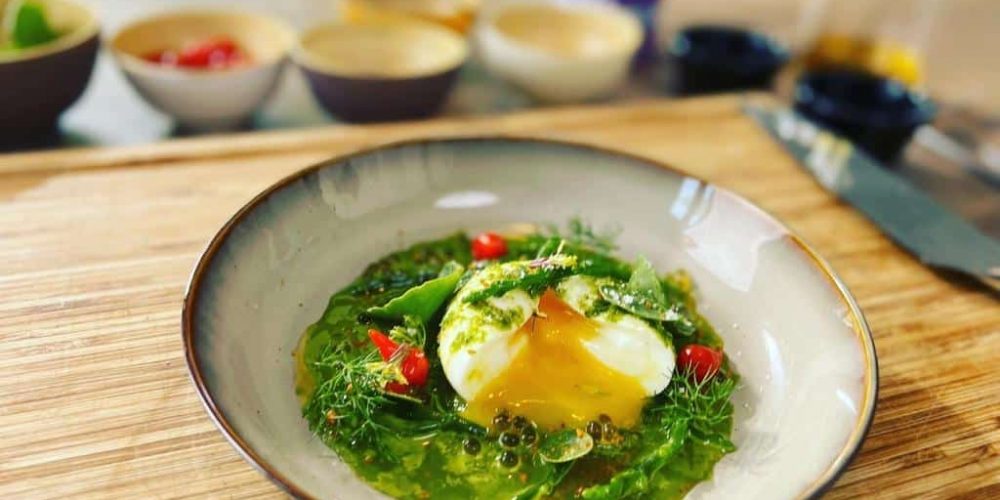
184;137;877;499
475;1;642;103
110;10;295;131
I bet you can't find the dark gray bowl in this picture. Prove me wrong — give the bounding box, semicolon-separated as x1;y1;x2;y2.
0;0;100;142
299;66;462;123
293;19;468;123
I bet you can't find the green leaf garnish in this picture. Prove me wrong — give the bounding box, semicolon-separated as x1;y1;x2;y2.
548;217;619;253
538;428;594;463
367;261;464;324
5;1;60;49
599;256;696;335
463;255;577;304
387;315;427;348
580;421;689;499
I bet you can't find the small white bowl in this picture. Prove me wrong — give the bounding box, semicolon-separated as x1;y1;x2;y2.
110;10;295;131
476;0;642;103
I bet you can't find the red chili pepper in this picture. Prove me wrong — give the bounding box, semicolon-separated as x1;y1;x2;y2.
368;329;399;361
471;232;508;260
367;329;429;391
677;344;723;382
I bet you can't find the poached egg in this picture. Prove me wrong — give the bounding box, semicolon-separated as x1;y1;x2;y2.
438;262;675;430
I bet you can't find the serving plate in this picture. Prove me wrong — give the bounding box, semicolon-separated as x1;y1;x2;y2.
183;137;877;499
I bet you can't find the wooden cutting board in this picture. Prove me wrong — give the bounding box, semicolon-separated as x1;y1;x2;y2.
2;95;998;499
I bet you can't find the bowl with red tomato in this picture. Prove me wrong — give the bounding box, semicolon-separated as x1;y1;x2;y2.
0;0;99;142
183;137;877;499
109;10;294;131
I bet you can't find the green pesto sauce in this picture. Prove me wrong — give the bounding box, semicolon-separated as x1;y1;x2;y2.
294;232;733;499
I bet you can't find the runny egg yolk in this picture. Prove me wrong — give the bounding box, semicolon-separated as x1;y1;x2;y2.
462;289;649;430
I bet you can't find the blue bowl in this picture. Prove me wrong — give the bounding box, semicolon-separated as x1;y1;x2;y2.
794;70;937;162
670;25;789;95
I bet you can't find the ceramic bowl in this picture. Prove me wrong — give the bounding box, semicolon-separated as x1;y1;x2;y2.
794;70;937;162
0;0;99;142
109;10;294;131
184;137;877;499
475;1;642;103
293;18;468;123
670;25;790;95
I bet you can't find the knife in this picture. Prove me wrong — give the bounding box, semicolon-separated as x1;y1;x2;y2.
744;102;1000;292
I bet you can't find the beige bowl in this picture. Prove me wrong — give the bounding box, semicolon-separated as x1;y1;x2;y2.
476;1;642;103
110;10;295;131
292;18;468;122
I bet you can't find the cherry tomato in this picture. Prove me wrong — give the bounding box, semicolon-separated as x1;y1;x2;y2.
368;329;429;390
677;344;723;381
143;37;247;69
385;381;409;394
368;329;399;361
401;350;430;387
471;232;507;260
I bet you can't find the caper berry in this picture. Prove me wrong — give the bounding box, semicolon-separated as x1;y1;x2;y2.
499;450;519;467
512;415;530;429
521;427;537;445
492;410;511;430
598;414;612;424
601;422;616;439
499;432;520;448
586;420;602;440
463;438;481;455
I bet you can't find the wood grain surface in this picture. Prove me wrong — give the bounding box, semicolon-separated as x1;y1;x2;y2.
1;95;998;499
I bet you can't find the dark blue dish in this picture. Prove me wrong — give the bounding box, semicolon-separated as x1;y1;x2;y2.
794;70;937;162
669;24;789;95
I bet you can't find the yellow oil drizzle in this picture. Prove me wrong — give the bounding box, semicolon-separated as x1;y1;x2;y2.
292;328;315;408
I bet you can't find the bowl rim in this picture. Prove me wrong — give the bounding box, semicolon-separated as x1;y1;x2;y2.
291;17;469;81
668;23;791;73
182;135;879;500
0;0;100;65
793;70;937;129
108;8;296;78
476;0;643;62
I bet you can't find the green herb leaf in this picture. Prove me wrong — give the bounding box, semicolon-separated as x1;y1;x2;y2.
649;369;737;446
367;261;464;324
463;255;577;304
387;315;427;348
7;1;59;48
538;428;594;463
548;217;619;253
599;257;696;335
303;349;393;448
512;462;575;500
580;420;689;499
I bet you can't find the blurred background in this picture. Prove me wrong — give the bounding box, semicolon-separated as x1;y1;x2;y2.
5;0;992;148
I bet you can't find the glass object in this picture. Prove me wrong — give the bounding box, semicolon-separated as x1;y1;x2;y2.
339;0;480;34
797;0;938;86
614;0;660;67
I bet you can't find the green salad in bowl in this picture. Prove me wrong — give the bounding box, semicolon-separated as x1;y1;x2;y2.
294;220;737;499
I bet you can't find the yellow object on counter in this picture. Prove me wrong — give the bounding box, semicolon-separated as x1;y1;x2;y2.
340;0;479;34
802;34;923;86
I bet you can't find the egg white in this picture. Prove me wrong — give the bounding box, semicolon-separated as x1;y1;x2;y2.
438;263;675;401
555;275;675;395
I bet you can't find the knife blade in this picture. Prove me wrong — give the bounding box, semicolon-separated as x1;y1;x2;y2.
744;102;1000;291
